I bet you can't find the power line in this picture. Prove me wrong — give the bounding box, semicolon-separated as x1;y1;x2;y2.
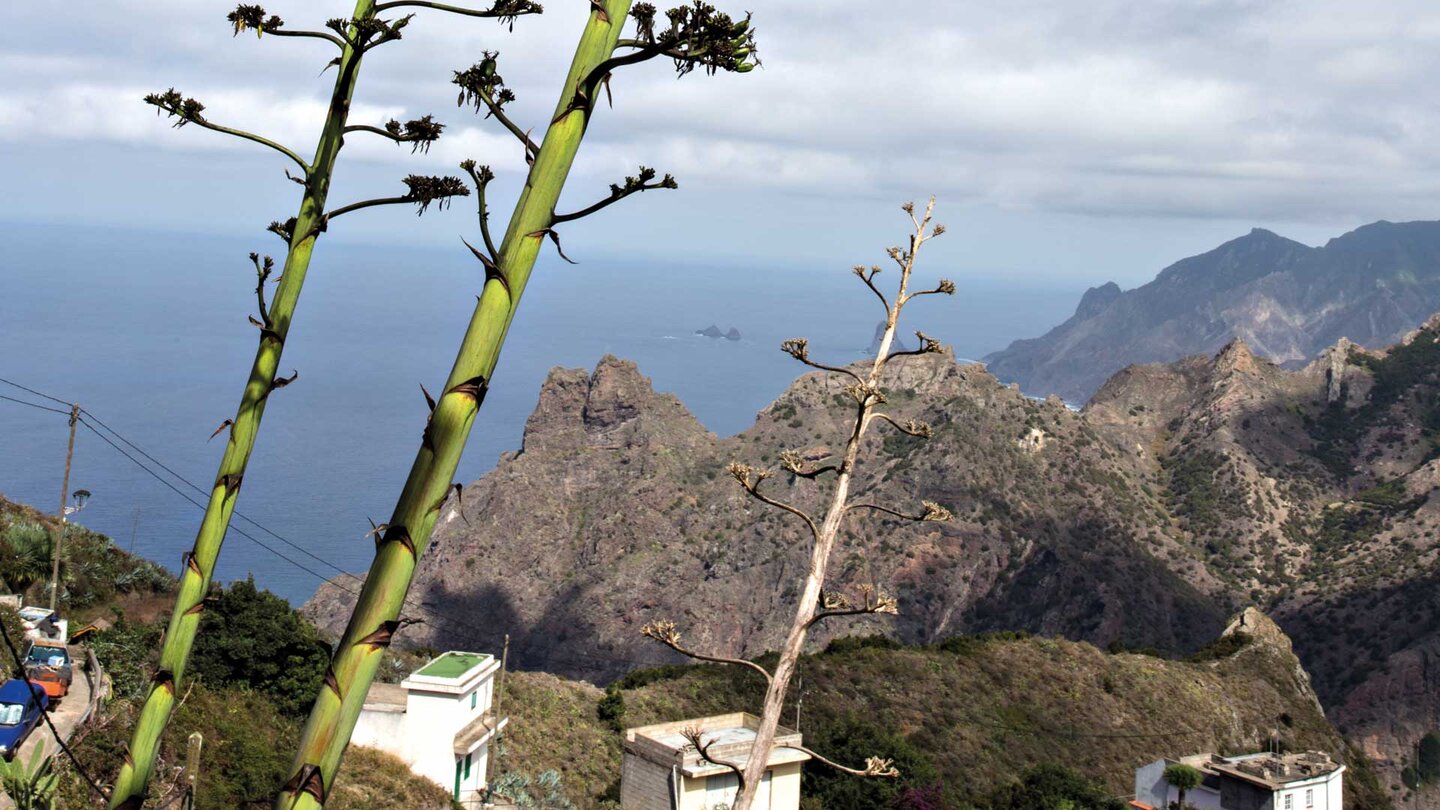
72;417;355;596
77;409;351;579
0;393;73;416
0;376;72;407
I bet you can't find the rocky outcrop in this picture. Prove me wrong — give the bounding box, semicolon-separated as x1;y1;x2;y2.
985;220;1440;402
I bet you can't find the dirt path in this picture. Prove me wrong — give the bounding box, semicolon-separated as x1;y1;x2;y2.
0;646;95;808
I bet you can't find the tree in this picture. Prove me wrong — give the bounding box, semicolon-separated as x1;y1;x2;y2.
640;201;956;810
0;521;52;597
112;0;502;803
277;3;759;807
189;577;330;716
986;764;1123;810
1163;763;1203;809
1419;731;1440;784
799;714;939;810
596;684;626;733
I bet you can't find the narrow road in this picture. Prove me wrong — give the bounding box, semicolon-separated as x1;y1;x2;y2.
0;645;94;808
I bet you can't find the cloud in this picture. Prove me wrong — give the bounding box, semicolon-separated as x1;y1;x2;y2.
6;0;1440;227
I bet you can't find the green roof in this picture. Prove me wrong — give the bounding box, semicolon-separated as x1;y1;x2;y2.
415;651;490;680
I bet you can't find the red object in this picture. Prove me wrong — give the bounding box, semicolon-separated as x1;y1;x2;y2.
28;671;66;699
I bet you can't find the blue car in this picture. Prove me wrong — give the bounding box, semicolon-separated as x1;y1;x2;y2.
0;679;49;760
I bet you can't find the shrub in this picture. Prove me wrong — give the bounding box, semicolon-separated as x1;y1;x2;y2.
985;764;1123;810
189;577;329;715
596;684;625;733
800;714;940;809
1186;633;1253;663
822;635;902;656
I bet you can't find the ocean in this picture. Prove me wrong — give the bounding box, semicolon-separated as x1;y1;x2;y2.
0;222;1082;604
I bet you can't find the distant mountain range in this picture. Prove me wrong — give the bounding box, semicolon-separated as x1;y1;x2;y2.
985;220;1440;402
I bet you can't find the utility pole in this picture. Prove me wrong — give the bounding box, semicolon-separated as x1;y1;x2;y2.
794;674;803;734
485;634;511;793
48;404;79;613
183;732;203;810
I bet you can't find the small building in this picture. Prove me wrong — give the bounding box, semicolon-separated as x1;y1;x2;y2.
621;713;811;810
1133;751;1344;810
351;650;507;808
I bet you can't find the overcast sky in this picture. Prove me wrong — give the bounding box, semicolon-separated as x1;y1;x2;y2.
6;0;1440;286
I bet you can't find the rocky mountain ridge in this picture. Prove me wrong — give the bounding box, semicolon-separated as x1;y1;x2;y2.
984;220;1440;402
306;321;1440;803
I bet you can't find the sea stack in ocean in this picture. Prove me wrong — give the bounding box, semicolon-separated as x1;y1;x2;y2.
868;321;910;353
696;325;742;340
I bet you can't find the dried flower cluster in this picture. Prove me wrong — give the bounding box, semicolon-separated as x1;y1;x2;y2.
326;14;412;49
401;175;470;214
383;115;446;153
630;1;759;76
453;53;516;117
144;89;207;127
227;4;284;36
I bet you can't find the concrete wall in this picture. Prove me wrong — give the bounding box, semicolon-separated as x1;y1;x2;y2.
351;708;408;761
620;759;803;810
1134;760;1222;810
1273;772;1343;810
621;753;676;810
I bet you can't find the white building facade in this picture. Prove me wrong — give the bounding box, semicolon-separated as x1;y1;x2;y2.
351;650;507;808
621;713;811;810
1133;751;1344;810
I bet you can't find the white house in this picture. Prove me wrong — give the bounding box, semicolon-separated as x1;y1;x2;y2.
621;713;811;810
351;650;507;808
1133;751;1344;810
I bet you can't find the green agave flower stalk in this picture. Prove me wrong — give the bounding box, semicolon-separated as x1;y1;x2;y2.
276;2;757;807
107;1;537;806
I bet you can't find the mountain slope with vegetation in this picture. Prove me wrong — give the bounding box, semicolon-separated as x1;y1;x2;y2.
984;220;1440;402
0;496;455;810
494;611;1388;809
305;319;1440;805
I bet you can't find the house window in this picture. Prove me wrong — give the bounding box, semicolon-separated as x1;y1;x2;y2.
1306;788;1313;807
464;752;472;779
706;772;739;809
471;690;477;710
1284;795;1293;810
454;760;462;800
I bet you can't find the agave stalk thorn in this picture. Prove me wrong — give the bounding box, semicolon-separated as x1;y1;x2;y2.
276;2;759;806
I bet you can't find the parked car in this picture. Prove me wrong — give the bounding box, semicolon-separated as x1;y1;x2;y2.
0;679;49;760
23;641;72;700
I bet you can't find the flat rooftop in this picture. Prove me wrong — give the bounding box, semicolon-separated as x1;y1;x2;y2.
415;651;491;680
1201;751;1342;789
625;713;811;777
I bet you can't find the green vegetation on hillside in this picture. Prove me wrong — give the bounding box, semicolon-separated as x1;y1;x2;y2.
495;629;1389;809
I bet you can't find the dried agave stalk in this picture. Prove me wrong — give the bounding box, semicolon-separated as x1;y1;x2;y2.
641;200;954;810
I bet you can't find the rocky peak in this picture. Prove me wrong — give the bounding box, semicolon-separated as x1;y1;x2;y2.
1223;607;1292;651
1401;311;1440;346
1212;337;1261;377
1074;281;1122;321
521;355;709;455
